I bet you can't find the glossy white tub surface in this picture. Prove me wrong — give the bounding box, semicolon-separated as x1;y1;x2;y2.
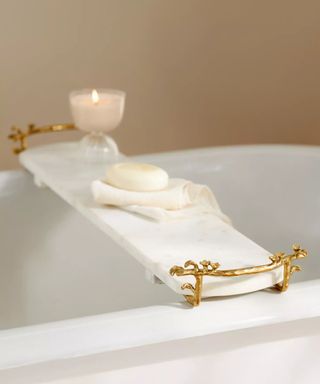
0;145;319;383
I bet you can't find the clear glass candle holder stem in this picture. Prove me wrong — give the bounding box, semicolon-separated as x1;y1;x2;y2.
80;132;119;161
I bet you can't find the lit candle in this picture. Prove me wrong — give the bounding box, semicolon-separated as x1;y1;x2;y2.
69;89;125;133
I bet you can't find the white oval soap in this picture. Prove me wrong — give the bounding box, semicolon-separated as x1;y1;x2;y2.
106;162;169;191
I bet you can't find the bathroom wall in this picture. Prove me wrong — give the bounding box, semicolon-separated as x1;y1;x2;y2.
1;0;320;170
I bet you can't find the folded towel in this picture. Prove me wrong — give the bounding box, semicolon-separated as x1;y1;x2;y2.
91;178;231;223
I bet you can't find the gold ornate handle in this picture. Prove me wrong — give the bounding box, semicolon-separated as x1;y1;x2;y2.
170;244;307;306
8;123;77;154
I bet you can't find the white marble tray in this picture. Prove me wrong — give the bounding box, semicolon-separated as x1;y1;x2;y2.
19;142;283;298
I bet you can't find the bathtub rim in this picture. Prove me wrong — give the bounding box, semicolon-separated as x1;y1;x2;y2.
0;278;319;370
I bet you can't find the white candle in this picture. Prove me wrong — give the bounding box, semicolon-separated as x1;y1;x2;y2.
69;89;125;133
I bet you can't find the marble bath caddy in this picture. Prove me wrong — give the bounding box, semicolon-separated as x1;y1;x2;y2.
8;137;306;307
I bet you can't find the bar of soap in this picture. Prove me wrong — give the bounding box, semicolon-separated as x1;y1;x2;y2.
106;162;169;191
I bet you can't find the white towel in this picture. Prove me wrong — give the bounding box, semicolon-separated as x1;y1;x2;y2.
91;178;231;223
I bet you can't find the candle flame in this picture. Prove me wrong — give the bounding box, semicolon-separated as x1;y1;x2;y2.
92;89;99;105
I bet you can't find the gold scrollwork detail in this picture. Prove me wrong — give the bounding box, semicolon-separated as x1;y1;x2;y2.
170;244;307;307
8;123;76;154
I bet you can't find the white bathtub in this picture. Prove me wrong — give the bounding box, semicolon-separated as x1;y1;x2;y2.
1;145;319;384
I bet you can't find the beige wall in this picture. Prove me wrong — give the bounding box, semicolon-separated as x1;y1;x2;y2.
1;0;320;170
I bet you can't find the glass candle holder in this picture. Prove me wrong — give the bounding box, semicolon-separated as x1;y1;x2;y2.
69;89;125;161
